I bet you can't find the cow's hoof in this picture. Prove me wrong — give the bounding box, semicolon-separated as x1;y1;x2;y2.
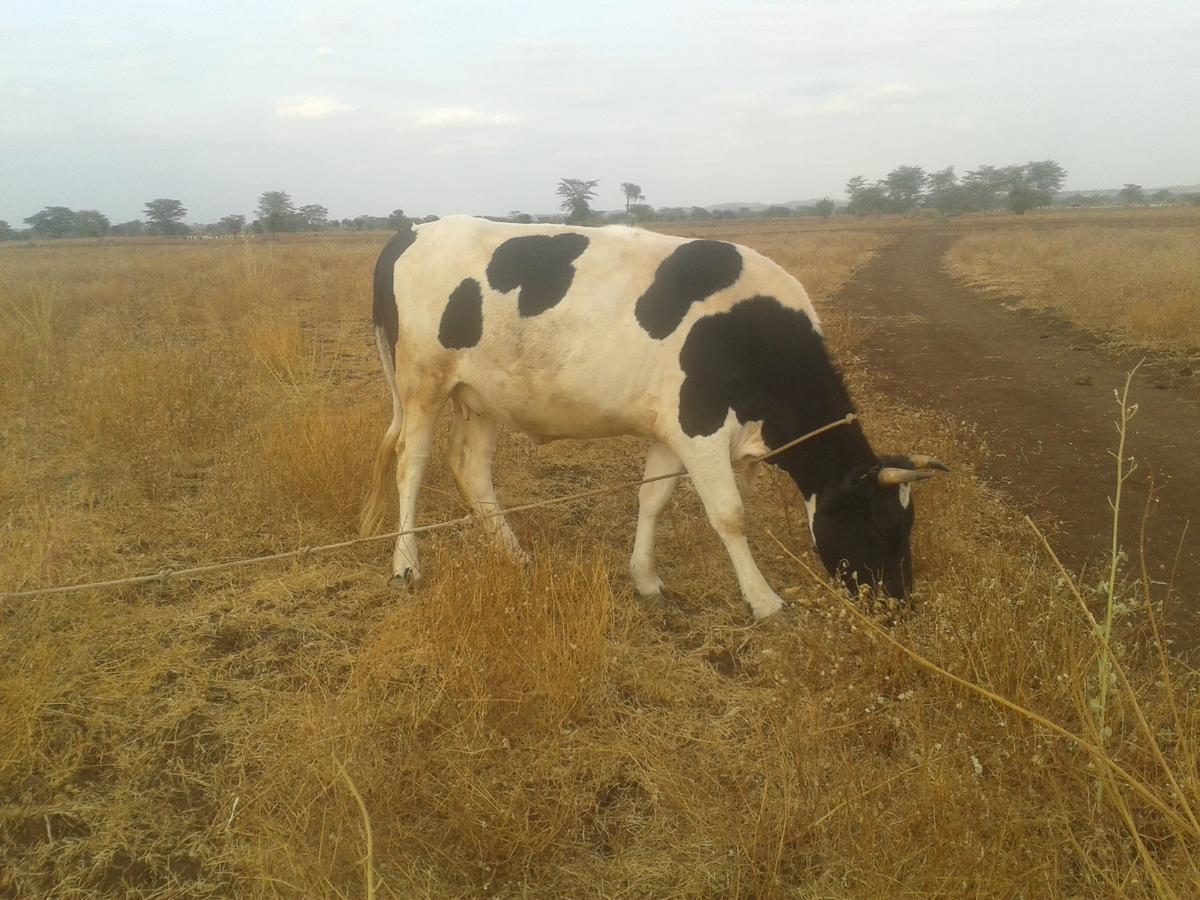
388;568;421;591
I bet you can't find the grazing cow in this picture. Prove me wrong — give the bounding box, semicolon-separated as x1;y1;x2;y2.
360;216;946;620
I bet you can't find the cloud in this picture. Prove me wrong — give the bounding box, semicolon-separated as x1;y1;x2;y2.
428;136;516;156
935;113;976;130
782;82;929;118
498;39;583;67
868;83;921;103
413;107;521;128
275;96;353;119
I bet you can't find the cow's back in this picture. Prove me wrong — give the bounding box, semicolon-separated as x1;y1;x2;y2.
386;216;817;441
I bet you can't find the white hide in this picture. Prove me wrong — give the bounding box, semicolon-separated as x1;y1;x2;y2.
803;495;818;543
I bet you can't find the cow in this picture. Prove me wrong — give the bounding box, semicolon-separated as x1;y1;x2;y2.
360;216;947;620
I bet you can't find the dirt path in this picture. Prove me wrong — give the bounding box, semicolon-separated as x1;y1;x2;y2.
839;231;1199;637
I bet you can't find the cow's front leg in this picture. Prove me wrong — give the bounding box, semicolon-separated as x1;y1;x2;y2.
672;440;783;621
630;441;682;595
390;397;440;588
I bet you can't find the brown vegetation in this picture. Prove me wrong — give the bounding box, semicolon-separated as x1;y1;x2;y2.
1;224;1197;896
943;224;1200;354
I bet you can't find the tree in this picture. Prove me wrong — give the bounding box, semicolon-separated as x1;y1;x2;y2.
991;163;1061;214
960;166;1006;211
883;165;927;212
814;197;835;218
762;205;792;218
1118;184;1144;205
20;208;112;238
845;179;889;216
347;214;389;231
388;209;410;229
509;211;533;224
218;214;245;235
1006;181;1050;214
995;165;1029;193
143;198;188;235
299;204;329;231
556;178;598;224
1025;160;1067;195
0;220;16;241
257;191;296;234
24;206;77;238
111;220;144;237
1151;189;1173;205
72;210;110;237
926;167;965;214
620;182;644;217
927;167;957;194
628;203;655;222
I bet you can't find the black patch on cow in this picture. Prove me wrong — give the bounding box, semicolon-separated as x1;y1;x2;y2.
372;226;417;363
677;295;874;498
635;240;743;339
485;233;589;317
438;277;484;349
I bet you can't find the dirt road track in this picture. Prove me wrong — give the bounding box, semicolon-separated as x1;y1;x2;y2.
839;231;1199;637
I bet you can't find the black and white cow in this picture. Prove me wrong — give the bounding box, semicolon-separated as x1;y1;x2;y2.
360;216;946;620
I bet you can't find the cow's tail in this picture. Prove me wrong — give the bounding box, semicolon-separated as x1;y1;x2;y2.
360;326;405;537
359;226;416;537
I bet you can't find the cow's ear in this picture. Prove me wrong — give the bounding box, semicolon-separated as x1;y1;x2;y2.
820;465;877;513
732;420;769;461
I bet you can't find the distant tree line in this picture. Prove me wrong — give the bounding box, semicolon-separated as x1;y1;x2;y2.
548;178;838;225
845;161;1070;215
2;192;438;241
842;162;1198;216
5;173;1198;242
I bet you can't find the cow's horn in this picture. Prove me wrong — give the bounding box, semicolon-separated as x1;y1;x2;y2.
878;467;938;486
905;455;949;472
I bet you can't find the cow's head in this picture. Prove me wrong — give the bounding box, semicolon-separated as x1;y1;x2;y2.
808;454;948;599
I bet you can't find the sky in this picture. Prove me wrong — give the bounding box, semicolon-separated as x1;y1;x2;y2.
2;0;1198;224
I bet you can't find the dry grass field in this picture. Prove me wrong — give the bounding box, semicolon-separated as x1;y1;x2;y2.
2;222;1198;897
943;222;1200;354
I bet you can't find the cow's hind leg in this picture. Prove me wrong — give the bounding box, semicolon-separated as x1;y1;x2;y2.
670;439;784;621
390;395;441;588
448;413;529;562
630;441;682;596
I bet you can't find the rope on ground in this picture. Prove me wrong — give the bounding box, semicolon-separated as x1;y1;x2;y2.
0;414;855;601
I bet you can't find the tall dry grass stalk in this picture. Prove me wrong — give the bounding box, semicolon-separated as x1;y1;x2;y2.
1096;365;1141;749
1;226;1197;896
943;226;1200;353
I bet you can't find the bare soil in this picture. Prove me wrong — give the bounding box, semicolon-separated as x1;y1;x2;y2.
839;230;1200;638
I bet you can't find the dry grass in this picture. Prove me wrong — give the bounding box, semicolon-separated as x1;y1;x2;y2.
2;224;1198;897
943;224;1200;354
